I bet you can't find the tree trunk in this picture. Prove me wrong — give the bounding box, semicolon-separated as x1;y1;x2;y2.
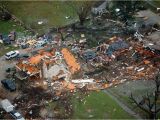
149;113;155;119
57;28;64;41
59;31;64;41
79;16;85;26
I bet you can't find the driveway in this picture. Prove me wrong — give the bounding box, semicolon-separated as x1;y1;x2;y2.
0;48;30;101
136;9;160;25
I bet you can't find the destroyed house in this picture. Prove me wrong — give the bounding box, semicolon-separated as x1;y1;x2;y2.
15;48;81;81
15;49;55;80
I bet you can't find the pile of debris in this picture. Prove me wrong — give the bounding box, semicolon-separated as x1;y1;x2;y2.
13;34;160;93
77;36;160;90
0;31;16;45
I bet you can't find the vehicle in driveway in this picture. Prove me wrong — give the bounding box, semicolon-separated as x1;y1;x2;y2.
6;67;16;73
1;79;16;92
16;54;30;59
10;110;25;120
3;35;11;45
1;99;14;112
1;99;25;120
5;50;19;60
21;43;29;49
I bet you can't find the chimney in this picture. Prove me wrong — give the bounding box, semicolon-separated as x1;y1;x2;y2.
40;59;48;79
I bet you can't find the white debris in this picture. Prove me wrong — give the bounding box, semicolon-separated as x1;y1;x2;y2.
137;67;145;72
79;39;87;44
81;34;85;38
111;55;116;59
0;40;3;44
134;31;144;41
115;8;120;12
71;79;94;83
38;21;43;25
29;110;32;115
148;43;154;46
65;16;70;19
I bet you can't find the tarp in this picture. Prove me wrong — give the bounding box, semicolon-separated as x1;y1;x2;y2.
83;50;96;60
106;40;129;56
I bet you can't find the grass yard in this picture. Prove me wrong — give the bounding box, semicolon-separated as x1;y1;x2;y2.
0;20;25;34
0;44;19;57
71;91;134;119
3;1;78;33
152;1;160;7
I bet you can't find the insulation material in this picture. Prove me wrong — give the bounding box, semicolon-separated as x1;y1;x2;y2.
61;48;80;74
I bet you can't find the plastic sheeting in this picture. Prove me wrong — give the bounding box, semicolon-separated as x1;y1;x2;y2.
106;40;129;56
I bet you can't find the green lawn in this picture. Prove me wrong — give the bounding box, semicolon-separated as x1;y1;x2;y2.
0;20;25;34
0;20;23;57
3;1;78;33
0;44;19;57
152;1;160;7
71;91;134;119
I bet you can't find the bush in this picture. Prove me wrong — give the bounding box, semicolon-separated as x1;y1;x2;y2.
0;11;12;21
153;23;160;29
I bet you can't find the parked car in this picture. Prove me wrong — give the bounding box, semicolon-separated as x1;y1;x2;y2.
1;79;16;92
1;99;14;113
21;43;29;49
3;36;11;45
10;110;25;120
6;67;16;73
17;54;30;59
5;50;19;60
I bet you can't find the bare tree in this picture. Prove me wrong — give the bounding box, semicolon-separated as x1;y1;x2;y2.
68;1;95;26
57;28;64;41
130;72;160;119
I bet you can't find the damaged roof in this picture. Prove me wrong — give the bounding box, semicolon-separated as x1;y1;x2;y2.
61;48;80;74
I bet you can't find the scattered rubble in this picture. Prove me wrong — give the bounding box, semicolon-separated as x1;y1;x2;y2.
1;8;160;119
12;34;160;95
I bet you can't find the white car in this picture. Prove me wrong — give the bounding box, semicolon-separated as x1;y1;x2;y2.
10;110;25;120
5;50;19;60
